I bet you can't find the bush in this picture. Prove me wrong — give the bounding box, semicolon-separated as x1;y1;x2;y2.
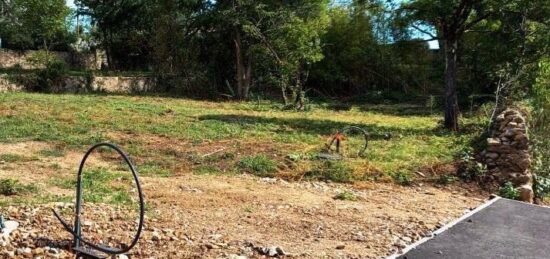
34;60;68;92
499;182;519;200
26;51;68;92
457;148;487;182
238;155;278;177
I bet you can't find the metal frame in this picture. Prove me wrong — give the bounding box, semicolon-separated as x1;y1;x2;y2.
327;126;369;157
52;143;145;257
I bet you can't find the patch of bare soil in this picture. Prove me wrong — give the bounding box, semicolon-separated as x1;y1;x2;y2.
0;142;488;258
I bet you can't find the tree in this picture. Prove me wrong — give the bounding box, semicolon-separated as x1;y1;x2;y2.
398;0;495;131
0;0;70;50
76;0;153;69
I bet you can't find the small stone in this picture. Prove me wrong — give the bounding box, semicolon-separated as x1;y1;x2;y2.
336;245;345;250
16;247;32;256
487;138;500;146
485;152;499;159
518;185;534;203
151;231;161;241
117;254;129;259
401;236;412;243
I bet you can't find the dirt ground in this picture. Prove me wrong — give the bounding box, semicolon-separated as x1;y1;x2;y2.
0;142;489;258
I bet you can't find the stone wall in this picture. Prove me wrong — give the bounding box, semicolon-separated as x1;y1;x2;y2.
0;75;25;92
0;49;101;70
481;108;533;202
0;74;155;94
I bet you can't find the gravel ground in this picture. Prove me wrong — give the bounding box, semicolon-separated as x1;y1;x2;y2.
0;175;488;258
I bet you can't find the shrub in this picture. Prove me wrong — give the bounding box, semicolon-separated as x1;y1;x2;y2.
306;161;355;183
34;60;68;92
238;155;278;177
391;171;413;186
26;51;68;92
457;148;487;181
499;182;519;200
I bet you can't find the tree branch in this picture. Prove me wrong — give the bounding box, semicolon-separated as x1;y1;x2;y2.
410;24;437;39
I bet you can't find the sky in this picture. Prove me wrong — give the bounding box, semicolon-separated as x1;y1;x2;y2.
66;0;75;8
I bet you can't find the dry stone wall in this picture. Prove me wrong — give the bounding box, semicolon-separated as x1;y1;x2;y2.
0;49;101;70
481;108;533;202
0;74;154;94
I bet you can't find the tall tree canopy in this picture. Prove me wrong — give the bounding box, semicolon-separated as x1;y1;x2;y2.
0;0;71;50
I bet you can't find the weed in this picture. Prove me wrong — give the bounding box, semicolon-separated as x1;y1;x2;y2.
306;161;355;183
238;155;277;177
333;191;358;201
457;148;487;181
0;179;38;196
391;171;413;186
499;182;519;200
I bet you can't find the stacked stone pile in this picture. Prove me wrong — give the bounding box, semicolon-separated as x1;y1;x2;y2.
481;108;533;202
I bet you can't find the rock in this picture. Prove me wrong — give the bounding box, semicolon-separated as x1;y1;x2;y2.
228;255;248;259
33;247;45;255
518;185;534;203
485;153;499;159
151;231;161;242
336;245;345;250
256;246;286;257
487;138;500;146
16;247;32;256
117;254;129;259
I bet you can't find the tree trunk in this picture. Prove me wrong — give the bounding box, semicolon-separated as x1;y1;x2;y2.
444;38;460;131
234;31;244;99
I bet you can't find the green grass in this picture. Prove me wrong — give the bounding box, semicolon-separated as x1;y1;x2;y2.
238;155;278;177
0;154;24;163
0;92;483;185
38;147;66;157
52;167;134;205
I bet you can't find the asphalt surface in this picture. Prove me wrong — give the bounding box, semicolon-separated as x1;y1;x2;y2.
399;198;550;259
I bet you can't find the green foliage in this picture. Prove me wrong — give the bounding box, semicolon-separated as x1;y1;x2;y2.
532;59;550;198
0;0;71;50
0;179;38;196
333;191;357;201
457;148;487;181
499;182;520;200
391;171;413;186
307;161;355;183
238;155;278;177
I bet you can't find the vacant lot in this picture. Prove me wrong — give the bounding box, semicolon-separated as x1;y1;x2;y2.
0;93;487;258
